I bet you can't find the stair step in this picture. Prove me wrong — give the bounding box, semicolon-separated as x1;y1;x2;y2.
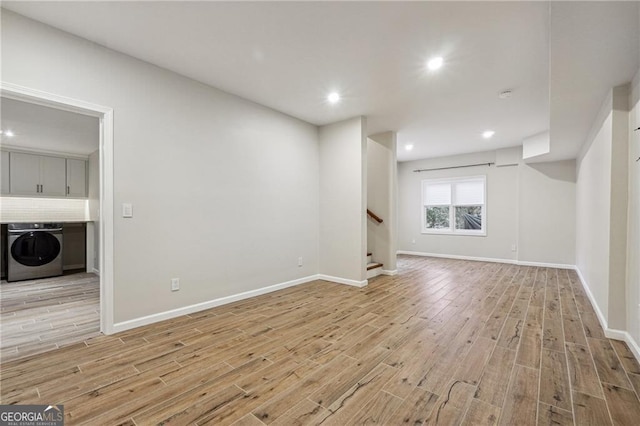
367;252;372;256
367;262;383;271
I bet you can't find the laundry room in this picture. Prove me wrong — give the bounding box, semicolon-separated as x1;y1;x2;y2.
0;96;101;361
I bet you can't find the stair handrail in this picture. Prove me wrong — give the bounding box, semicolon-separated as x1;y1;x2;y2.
367;209;383;224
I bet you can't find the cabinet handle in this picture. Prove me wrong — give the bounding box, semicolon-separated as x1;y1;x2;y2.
67;186;70;195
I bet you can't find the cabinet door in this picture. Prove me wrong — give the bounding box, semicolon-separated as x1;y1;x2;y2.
9;152;41;195
40;155;67;196
1;151;9;194
66;159;87;197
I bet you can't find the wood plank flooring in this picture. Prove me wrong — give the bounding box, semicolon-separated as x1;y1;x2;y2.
0;273;100;362
2;256;640;425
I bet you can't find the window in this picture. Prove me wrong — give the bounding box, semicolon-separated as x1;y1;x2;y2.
422;176;486;235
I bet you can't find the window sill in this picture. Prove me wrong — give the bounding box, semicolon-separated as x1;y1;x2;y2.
421;230;487;237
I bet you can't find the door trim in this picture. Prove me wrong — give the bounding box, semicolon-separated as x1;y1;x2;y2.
1;81;116;334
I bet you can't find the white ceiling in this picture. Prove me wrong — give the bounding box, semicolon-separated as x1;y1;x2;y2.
2;1;638;162
1;97;99;155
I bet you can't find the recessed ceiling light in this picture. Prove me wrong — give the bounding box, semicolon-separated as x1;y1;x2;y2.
427;56;444;71
4;130;14;137
498;90;513;99
327;92;340;104
405;144;414;151
482;130;495;139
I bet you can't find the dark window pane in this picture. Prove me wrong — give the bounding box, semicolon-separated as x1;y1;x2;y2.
426;206;450;229
455;206;482;230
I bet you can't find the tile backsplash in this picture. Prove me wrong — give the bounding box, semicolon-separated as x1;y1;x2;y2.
0;197;90;222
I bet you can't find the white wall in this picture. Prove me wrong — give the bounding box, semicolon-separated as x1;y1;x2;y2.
576;84;631;333
1;11;320;323
518;160;576;265
609;85;630;330
398;148;576;267
398;150;519;262
627;69;640;350
319;117;367;285
367;132;397;272
576;109;613;324
522;131;550;160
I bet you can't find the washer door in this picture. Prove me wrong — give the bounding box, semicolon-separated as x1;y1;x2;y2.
11;232;61;267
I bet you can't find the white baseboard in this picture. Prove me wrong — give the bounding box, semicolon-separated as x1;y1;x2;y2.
574;267;610;332
622;332;640;363
574;266;640;363
397;250;574;269
604;328;628;341
398;250;515;264
112;274;320;333
603;328;640;362
318;274;368;288
382;269;398;276
516;260;575;269
91;268;100;276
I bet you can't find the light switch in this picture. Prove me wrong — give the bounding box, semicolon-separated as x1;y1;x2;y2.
122;203;133;218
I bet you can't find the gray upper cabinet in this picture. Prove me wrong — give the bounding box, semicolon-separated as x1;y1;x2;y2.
9;152;41;196
1;151;9;194
41;156;67;196
66;158;87;197
9;152;66;196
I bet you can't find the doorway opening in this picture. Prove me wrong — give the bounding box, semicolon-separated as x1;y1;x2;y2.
1;82;115;361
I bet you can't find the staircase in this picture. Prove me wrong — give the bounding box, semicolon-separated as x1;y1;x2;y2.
366;209;384;279
366;252;383;279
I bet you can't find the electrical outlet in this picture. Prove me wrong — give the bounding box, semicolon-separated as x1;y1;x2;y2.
298;257;303;267
412;239;416;244
122;203;133;218
511;244;517;252
171;278;180;291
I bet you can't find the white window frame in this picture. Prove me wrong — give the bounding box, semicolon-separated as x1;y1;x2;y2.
421;175;487;236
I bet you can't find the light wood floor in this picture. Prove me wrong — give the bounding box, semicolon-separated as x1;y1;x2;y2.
0;272;100;362
1;256;640;425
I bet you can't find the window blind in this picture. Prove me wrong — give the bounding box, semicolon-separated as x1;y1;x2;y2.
454;180;484;205
424;183;451;205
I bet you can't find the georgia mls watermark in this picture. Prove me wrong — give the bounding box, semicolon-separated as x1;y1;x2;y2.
0;405;64;426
